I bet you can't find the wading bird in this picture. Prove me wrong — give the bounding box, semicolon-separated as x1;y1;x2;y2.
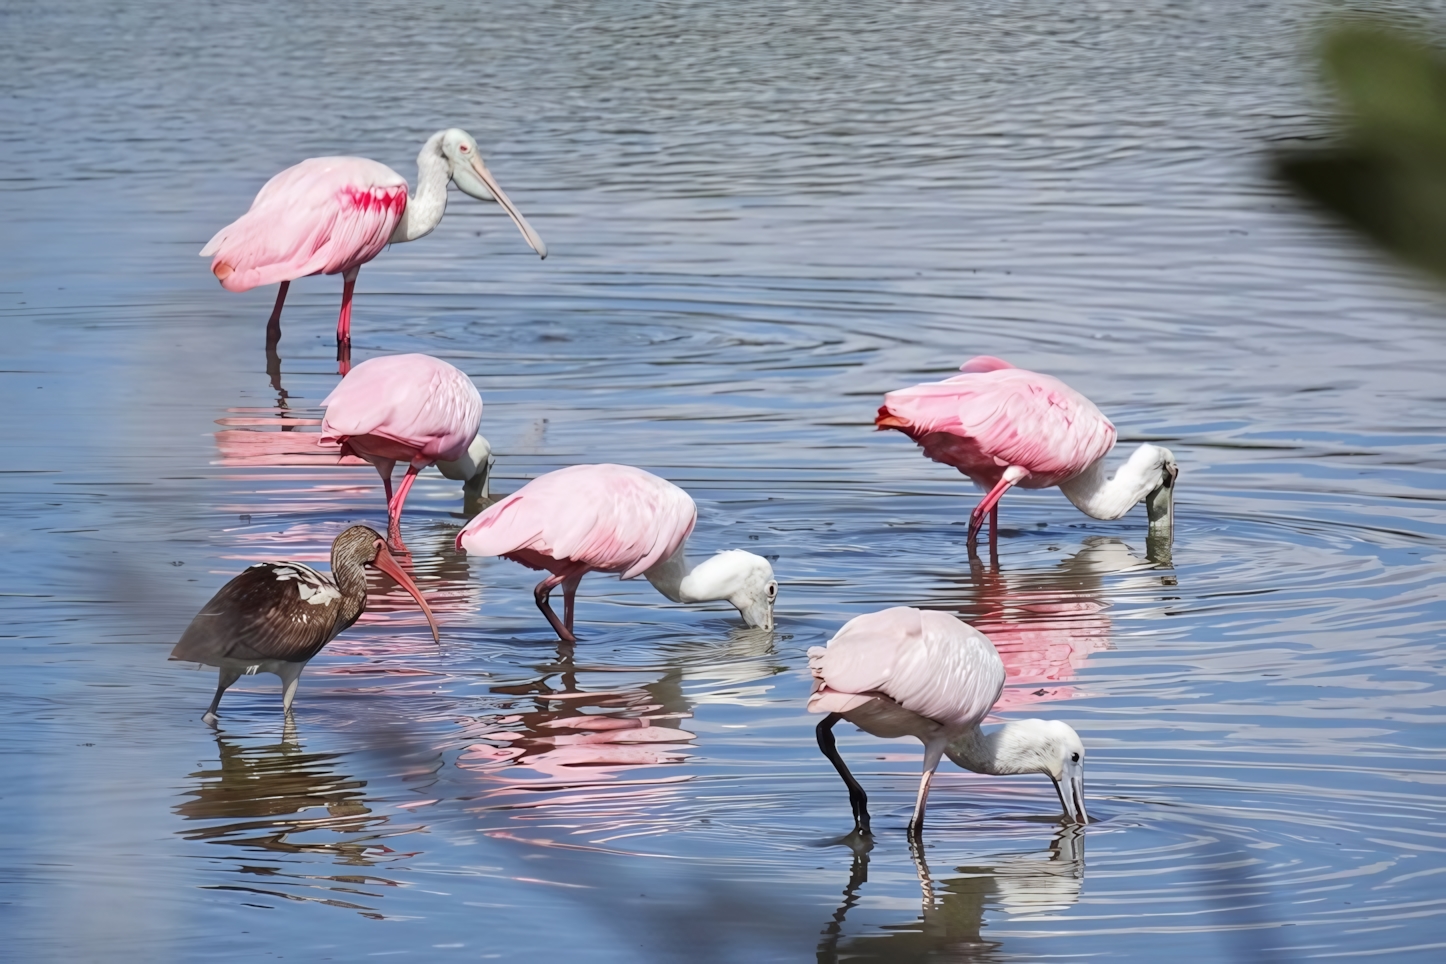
876;356;1177;547
809;607;1087;837
456;463;777;642
320;353;492;554
200;128;547;364
170;525;439;726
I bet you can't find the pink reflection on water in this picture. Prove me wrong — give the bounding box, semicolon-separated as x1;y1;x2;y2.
213;406;365;467
458;683;697;790
958;537;1166;711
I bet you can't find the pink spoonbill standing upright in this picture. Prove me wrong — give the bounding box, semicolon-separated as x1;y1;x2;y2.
200;128;547;368
456;463;778;642
876;356;1177;548
809;606;1087;838
320;353;493;555
170;525;439;727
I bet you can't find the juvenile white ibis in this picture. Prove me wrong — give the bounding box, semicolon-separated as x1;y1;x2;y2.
876;356;1177;546
809;607;1087;837
170;525;439;726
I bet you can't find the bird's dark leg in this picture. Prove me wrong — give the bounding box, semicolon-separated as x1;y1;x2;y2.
202;667;242;727
534;573;577;643
817;713;871;836
265;280;289;350
561;571;585;634
386;463;424;554
988;503;999;552
337;267;359;374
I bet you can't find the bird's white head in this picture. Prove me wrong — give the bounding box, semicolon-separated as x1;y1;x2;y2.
436;435;493;485
1139;443;1178;543
688;549;778;631
948;718;1088;823
437;128;548;259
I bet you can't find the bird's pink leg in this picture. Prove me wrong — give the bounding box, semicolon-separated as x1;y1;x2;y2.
907;738;949;840
561;571;585;634
386;463;425;554
534;571;580;643
968;473;1022;545
265;280;290;349
374;459;396;506
336;267;359;374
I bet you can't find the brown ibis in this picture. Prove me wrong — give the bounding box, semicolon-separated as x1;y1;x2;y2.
170;525;439;726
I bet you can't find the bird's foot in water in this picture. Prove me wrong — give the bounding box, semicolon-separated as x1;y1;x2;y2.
202;710;219;727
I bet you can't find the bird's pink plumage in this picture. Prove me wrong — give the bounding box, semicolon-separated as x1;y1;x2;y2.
456;464;697;579
807;607;1005;729
877;359;1116;489
201;157;408;291
319;354;481;463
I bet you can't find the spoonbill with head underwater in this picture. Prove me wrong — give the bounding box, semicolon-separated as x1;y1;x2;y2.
170;525;439;726
876;356;1177;547
809;606;1087;837
455;463;777;642
200;128;547;366
320;353;493;554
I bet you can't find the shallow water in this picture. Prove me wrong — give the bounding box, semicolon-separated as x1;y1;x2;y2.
5;0;1446;960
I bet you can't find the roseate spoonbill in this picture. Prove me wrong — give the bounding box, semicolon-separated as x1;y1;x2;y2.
200;128;547;358
320;353;492;554
809;607;1086;837
876;356;1177;547
170;525;439;726
456;463;777;642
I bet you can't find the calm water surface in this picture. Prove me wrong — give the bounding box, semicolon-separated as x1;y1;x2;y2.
4;1;1446;960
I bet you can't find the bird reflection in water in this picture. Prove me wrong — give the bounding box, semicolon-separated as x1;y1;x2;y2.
818;826;1085;963
174;729;412;916
949;536;1171;710
459;671;698;788
458;627;781;839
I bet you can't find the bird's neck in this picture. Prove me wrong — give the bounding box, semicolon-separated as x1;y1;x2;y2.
329;551;372;628
945;724;1031;776
643;547;700;603
643;547;736;605
1056;446;1159;521
389;132;450;243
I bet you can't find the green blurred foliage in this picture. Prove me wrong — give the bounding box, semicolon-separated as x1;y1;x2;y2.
1277;21;1446;279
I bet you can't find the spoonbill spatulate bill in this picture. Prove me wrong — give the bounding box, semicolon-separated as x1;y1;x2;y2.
200;128;547;360
320;353;493;554
876;356;1177;546
456;463;777;642
170;525;439;726
809;607;1087;837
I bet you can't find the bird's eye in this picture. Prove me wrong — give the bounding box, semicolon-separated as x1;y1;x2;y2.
460;144;469;152
767;584;777;598
1071;752;1080;763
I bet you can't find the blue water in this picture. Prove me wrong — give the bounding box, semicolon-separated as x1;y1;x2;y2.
4;1;1446;960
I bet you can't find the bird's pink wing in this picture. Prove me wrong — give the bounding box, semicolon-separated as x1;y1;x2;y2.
809;607;1004;729
320;354;482;462
457;464;697;578
878;368;1116;486
959;355;1016;373
201;157;408;292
